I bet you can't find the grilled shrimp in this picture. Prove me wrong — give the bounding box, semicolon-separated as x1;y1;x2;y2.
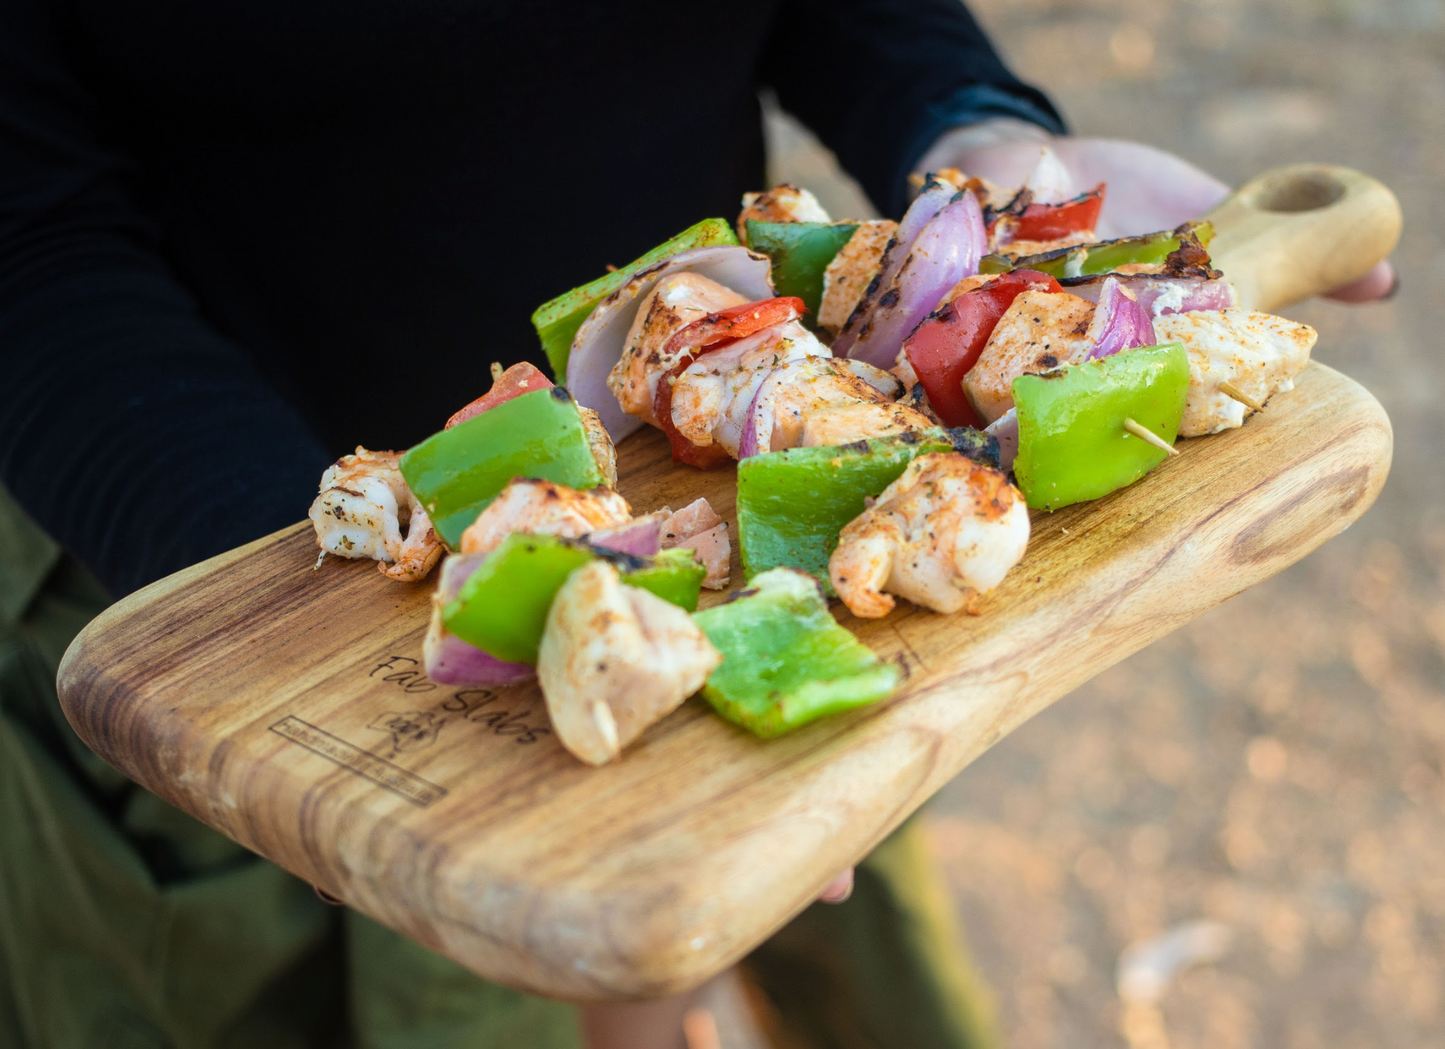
818;219;898;334
963;289;1095;423
830;453;1029;618
309;447;443;582
1153;309;1317;437
538;560;721;766
608;273;749;425
458;479;631;555
737;183;831;241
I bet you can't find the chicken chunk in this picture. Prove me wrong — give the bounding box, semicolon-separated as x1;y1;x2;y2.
668;321;825;457
458;479;631;555
309;447;443;582
737;183;831;241
818;219;898;334
963;289;1095;423
607;272;749;426
579;406;618;487
538;560;722;766
1154;309;1317;437
830;453;1030;618
660;498;731;590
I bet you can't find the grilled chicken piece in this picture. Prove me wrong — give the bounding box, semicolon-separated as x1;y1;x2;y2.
458;479;631;555
579;406;618;486
737;183;831;241
1154;309;1317;437
660;498;731;590
963;289;1095;423
310;447;443;582
668;321;825;457
538;561;721;766
607;273;749;426
818;219;898;334
830;453;1029;619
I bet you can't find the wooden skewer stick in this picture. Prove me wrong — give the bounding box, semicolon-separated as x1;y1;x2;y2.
490;361;504;382
1123;417;1179;457
1219;380;1266;413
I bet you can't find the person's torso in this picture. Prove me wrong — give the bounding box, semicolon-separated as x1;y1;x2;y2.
74;0;777;449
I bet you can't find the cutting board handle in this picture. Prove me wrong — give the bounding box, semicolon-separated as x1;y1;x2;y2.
1204;163;1401;313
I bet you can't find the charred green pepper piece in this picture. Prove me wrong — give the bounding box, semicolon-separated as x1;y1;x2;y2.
531;218;739;379
399;388;605;548
980;221;1216;279
743;220;859;322
736;428;997;591
692;568;901;737
442;535;704;664
1012;343;1190;512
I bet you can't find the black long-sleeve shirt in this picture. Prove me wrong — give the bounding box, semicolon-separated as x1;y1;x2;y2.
0;0;1061;597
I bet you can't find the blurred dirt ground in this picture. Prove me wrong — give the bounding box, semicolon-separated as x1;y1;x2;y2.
766;1;1444;1046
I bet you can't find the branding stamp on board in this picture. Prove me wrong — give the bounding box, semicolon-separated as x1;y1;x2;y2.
270;715;448;807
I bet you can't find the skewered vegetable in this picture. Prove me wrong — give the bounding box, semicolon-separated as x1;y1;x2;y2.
692;569;901;737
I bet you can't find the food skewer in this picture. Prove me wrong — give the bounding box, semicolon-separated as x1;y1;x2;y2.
1219;379;1265;413
1122;417;1180;457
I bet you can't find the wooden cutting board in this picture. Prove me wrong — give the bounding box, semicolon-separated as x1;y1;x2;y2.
56;165;1398;1002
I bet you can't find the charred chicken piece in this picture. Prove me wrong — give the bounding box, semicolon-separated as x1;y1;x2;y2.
830;453;1029;619
538;560;721;766
964;289;1096;423
607;273;749;426
818;219;898;334
458;479;631;556
736;183;831;242
1154;309;1317;437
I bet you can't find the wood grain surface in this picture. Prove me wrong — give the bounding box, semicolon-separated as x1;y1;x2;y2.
57;361;1391;1001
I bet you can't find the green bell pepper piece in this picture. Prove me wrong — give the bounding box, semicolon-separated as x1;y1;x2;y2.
442;534;705;664
692;568;901;737
1012;343;1190;512
980;221;1216;279
743;220;859;322
399;388;605;548
531;218;739;379
736;428;997;590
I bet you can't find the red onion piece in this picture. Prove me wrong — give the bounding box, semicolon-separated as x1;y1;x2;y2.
566;247;775;441
424;624;536;687
986;408;1020;474
831;178;957;357
844;191;987;369
737;366;779;459
590;514;665;557
1086;278;1156;360
1066;275;1237;316
423;553;535;686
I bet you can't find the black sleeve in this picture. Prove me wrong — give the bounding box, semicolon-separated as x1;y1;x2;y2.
761;0;1065;216
0;0;333;597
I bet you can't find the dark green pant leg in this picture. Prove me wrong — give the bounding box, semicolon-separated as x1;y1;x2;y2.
345;912;581;1049
746;818;998;1049
0;492;342;1049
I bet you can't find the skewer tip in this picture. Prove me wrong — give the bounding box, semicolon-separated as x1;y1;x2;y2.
1123;417;1180;457
1219;380;1266;414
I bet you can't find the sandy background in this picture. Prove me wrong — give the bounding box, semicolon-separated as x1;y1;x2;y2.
762;1;1444;1046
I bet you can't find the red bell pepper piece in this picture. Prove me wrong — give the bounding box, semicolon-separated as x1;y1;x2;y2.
653;297;805;469
446;362;554;428
901;270;1062;429
996;185;1106;245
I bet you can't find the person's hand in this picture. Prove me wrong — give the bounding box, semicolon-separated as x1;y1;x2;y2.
818;867;854;903
930;133;1395;303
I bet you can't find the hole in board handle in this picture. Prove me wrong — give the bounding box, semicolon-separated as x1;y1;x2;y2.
1247;171;1346;214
